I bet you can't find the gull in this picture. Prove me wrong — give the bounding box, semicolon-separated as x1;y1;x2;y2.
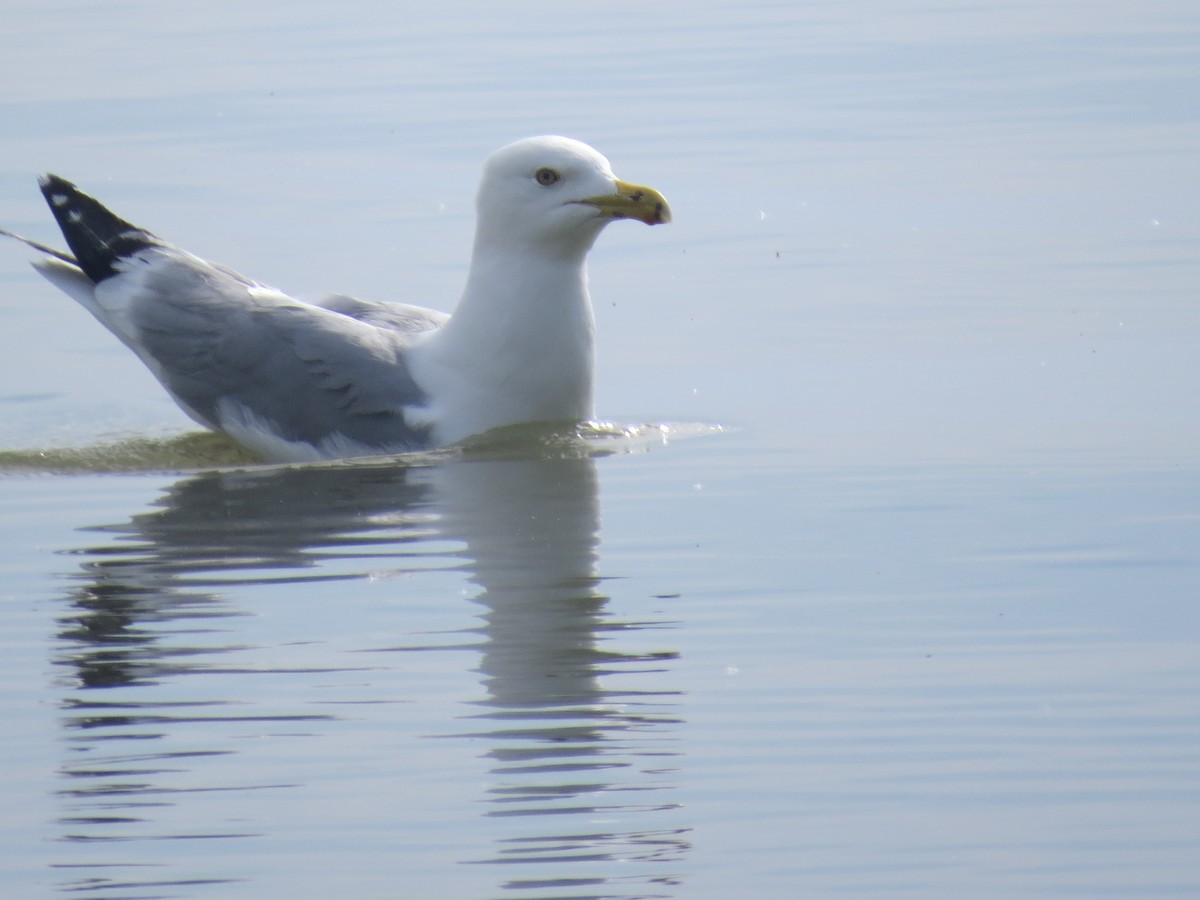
1;136;671;461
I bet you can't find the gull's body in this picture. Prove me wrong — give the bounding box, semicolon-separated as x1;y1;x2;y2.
3;136;670;461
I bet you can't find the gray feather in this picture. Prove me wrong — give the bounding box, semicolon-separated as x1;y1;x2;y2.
112;251;437;451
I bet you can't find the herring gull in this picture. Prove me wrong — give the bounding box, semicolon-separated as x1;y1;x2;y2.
1;136;671;461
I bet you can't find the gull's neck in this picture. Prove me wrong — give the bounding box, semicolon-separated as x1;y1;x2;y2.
411;238;597;445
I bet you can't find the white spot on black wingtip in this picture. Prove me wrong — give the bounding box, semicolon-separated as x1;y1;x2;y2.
51;193;70;208
67;210;83;223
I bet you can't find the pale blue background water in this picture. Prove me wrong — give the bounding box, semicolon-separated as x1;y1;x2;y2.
1;1;1198;897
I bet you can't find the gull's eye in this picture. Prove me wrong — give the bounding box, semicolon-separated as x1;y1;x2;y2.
534;167;560;186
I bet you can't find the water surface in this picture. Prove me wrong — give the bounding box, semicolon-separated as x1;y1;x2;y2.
2;1;1198;897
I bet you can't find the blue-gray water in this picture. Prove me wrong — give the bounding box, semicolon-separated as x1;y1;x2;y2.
2;2;1198;897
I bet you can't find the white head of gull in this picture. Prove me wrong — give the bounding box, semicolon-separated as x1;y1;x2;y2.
1;135;671;462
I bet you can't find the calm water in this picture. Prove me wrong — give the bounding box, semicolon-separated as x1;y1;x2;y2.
2;1;1199;897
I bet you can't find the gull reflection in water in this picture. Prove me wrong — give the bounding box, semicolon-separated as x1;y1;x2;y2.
53;444;689;898
436;457;690;894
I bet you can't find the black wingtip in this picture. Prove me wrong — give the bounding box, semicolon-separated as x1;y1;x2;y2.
38;174;161;283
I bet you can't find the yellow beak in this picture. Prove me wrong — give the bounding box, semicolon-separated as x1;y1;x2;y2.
579;179;672;226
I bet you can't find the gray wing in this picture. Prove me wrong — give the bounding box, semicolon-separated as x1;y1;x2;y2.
119;251;443;454
21;175;449;457
316;293;449;334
